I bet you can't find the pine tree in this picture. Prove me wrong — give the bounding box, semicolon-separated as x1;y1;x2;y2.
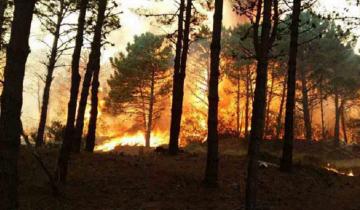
280;0;302;172
0;0;36;208
63;0;89;154
107;33;173;147
35;0;77;147
85;0;109;152
203;0;223;187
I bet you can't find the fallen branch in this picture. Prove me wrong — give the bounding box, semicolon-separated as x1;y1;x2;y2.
20;123;59;196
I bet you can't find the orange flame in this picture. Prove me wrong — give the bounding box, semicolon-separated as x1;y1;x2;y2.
94;132;168;152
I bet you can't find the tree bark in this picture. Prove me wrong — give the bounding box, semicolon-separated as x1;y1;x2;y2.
299;67;312;141
36;2;64;147
236;75;241;138
57;0;107;183
0;0;8;50
246;0;274;208
168;0;189;155
84;0;107;152
0;0;36;208
204;0;223;188
83;0;108;152
72;0;107;153
85;57;100;152
280;0;301;172
64;0;89;153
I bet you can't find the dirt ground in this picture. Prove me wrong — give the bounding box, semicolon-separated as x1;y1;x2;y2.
18;139;360;210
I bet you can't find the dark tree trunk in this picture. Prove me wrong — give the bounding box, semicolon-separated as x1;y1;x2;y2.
168;0;190;155
72;0;107;153
57;0;107;183
275;77;286;140
145;68;156;148
244;65;251;139
246;0;278;208
319;77;326;140
299;67;312;141
204;0;223;188
236;75;241;137
84;0;107;152
85;58;100;152
0;0;36;208
64;0;89;153
334;93;340;145
0;0;8;50
265;67;275;135
36;4;64;147
280;0;301;172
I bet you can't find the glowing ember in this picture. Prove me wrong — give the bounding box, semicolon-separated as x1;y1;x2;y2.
95;132;168;152
325;163;355;177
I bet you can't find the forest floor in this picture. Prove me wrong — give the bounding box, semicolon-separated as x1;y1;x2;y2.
19;138;360;210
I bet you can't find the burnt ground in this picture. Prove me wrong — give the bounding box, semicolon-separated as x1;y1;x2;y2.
19;139;360;210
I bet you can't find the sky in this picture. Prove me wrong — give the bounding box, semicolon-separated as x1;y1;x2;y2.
20;0;360;129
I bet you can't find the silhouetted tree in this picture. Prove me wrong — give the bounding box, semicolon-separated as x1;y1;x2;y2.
85;0;109;152
63;0;89;154
72;0;120;153
204;0;223;187
169;0;186;155
56;0;116;182
280;0;302;172
234;0;279;208
35;0;76;147
0;0;36;208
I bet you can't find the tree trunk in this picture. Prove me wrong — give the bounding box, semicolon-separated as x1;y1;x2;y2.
168;0;189;155
236;75;241;138
84;0;107;153
265;67;275;136
299;67;312;141
85;58;101;152
0;0;8;50
245;0;274;208
319;77;326;140
204;0;223;188
64;0;89;153
146;68;156;148
334;92;340;145
280;0;301;172
0;0;36;208
244;65;251;139
72;0;107;153
275;77;286;140
57;0;107;183
36;4;64;147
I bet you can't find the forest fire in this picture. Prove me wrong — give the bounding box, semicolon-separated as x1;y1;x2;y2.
94;132;168;152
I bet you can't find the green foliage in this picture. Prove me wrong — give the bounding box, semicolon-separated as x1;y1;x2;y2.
107;33;173;127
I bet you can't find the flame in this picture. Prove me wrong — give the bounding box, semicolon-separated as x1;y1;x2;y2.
95;132;168;152
325;163;355;177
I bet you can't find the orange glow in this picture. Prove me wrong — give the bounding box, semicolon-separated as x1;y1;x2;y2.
325;163;355;177
95;132;168;152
